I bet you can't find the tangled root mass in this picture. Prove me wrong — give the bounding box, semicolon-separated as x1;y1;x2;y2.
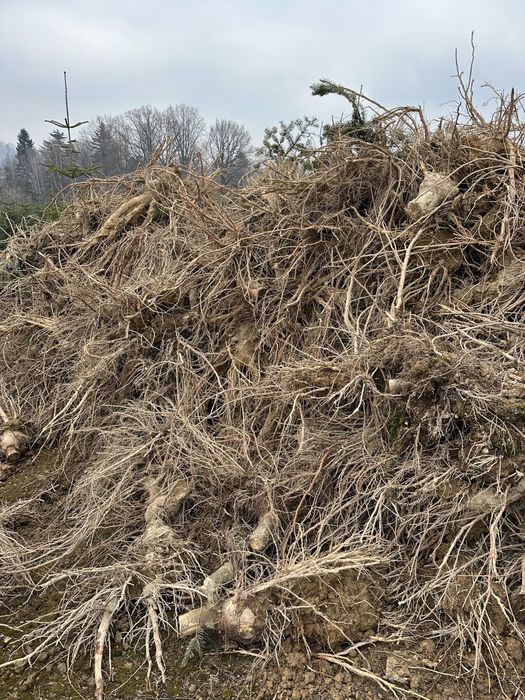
1;86;525;696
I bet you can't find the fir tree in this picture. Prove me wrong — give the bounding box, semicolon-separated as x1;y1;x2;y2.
45;71;97;180
89;120;119;175
259;117;320;165
311;79;378;144
15;128;40;200
15;128;35;159
40;130;69;193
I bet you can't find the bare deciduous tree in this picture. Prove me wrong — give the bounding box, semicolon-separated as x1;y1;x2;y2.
206;119;252;186
124;105;164;164
163;104;206;168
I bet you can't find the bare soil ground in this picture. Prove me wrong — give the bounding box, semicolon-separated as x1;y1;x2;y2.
0;451;523;699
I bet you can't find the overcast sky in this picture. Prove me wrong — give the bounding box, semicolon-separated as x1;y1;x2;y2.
1;0;524;147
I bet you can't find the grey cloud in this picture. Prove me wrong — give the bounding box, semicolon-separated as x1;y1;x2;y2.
1;0;523;146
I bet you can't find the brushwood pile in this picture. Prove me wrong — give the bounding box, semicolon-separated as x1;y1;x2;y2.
0;95;524;698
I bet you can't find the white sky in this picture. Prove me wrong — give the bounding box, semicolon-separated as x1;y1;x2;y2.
0;0;524;146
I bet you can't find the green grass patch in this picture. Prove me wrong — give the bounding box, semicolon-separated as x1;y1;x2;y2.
0;200;63;245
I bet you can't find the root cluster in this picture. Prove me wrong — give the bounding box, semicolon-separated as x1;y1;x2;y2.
1;86;525;696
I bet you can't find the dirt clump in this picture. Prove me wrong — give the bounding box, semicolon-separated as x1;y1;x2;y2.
288;573;384;648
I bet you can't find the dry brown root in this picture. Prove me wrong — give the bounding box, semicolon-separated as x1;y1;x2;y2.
220;596;260;643
199;561;234;604
178;605;218;638
94;581;130;700
3;86;525;697
83;190;153;251
179;561;234;637
406;170;459;219
180;517;273;641
143;580;166;684
179;594;260;644
144;479;191;526
467;477;525;514
0;429;26;462
97;191;153;238
248;512;277;552
140;477;190;680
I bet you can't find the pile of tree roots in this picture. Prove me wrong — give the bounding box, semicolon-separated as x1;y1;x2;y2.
1;89;525;698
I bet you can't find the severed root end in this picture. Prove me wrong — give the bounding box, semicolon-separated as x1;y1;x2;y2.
179;562;234;637
249;512;276;552
179;598;261;644
0;429;27;463
179;606;218;638
220;597;261;643
406;171;459;220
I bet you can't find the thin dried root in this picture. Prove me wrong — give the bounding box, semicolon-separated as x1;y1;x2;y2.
315;652;430;700
249;512;276;552
140;478;191;680
144;584;166;683
94;580;129;700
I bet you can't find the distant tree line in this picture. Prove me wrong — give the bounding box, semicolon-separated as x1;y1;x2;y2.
0;104;253;204
1;78;371;216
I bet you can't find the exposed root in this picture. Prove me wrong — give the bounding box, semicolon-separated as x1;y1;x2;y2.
406;170;459;220
179;606;218;638
200;561;234;604
0;428;26;463
315;652;431;700
220;596;260;643
179;562;234;637
84;190;154;251
139;476;189;681
94;580;130;700
143;580;166;684
249;512;277;553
